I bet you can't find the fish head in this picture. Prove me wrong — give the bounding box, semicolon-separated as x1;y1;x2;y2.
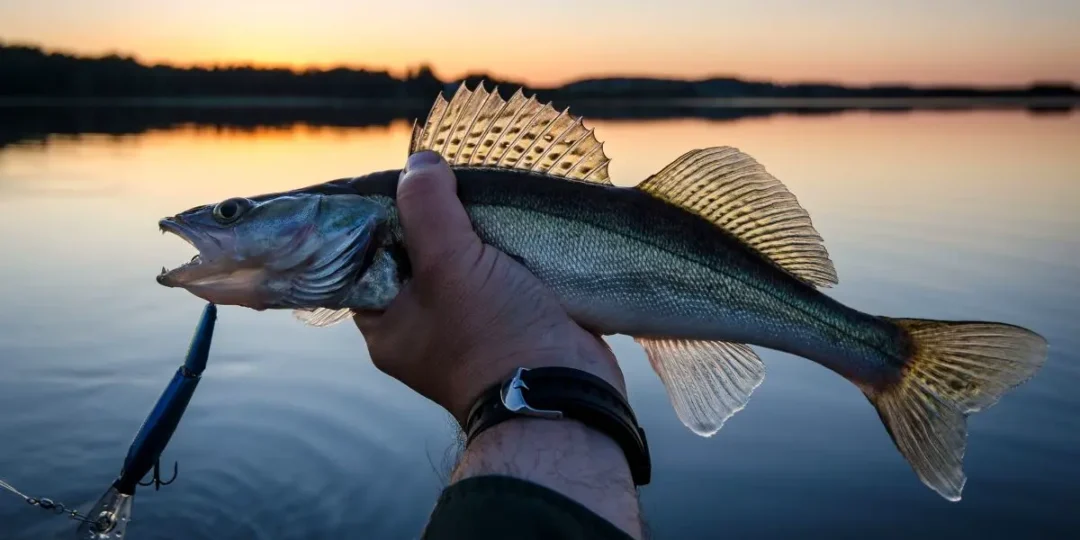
157;193;389;310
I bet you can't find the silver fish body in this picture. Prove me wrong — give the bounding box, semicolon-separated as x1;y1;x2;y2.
319;168;906;388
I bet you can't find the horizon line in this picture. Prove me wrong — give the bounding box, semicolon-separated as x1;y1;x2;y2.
2;37;1076;91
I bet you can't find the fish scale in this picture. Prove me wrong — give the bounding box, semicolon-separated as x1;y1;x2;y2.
456;175;897;379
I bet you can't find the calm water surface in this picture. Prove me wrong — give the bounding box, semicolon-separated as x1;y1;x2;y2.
1;111;1078;539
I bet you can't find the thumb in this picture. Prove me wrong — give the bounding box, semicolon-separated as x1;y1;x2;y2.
397;150;478;267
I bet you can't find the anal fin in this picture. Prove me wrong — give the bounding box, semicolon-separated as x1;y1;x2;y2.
635;337;765;436
293;307;354;328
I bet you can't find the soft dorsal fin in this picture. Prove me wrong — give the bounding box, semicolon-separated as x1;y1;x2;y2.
409;82;611;184
637;147;838;288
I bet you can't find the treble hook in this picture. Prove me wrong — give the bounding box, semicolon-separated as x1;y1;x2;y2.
137;459;178;491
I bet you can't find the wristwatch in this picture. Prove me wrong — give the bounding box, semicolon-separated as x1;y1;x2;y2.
463;367;652;486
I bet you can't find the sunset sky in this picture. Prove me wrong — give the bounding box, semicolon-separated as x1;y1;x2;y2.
1;0;1077;86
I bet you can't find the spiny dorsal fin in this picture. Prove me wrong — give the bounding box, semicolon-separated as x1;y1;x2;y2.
637;147;838;288
409;82;611;184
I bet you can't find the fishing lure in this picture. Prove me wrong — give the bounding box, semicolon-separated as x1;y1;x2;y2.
76;303;217;539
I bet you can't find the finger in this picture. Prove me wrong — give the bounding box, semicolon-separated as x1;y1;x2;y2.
352;284;424;367
352;311;383;336
351;281;417;338
397;151;478;267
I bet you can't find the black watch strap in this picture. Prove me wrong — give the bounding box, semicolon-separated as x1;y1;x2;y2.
463;367;651;486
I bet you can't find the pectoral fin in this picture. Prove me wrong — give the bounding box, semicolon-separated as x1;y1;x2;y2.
635;337;765;436
293;307;354;327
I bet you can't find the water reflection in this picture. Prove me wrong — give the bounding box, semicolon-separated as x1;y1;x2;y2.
2;100;1075;150
0;109;1077;539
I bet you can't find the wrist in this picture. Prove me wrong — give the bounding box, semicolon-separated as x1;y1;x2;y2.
442;332;626;425
461;365;651;487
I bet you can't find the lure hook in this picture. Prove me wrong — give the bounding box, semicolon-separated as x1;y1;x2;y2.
137;459;178;491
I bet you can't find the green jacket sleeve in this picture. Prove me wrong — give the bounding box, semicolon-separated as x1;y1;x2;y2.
422;475;637;540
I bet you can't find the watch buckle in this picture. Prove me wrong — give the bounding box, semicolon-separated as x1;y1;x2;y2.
500;367;564;419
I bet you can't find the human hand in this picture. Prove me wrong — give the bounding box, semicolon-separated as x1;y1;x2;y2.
353;150;626;425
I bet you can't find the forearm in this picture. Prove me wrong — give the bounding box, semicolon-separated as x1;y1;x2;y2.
451;417;644;539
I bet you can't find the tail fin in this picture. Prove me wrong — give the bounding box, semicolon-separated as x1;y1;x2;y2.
867;318;1048;501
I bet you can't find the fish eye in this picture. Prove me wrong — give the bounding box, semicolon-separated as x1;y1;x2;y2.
212;197;251;224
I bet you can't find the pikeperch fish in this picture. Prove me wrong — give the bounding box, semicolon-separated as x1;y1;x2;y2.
156;82;1048;501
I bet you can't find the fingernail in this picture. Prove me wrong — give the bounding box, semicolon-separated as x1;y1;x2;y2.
406;150;442;172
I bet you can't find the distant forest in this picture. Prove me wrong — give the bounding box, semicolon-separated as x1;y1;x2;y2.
1;41;1077;100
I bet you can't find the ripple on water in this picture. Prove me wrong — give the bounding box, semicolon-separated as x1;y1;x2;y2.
3;113;1079;539
114;384;452;539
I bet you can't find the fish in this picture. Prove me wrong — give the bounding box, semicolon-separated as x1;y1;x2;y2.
156;82;1048;501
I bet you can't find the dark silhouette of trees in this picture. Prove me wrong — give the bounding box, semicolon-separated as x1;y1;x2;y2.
1;40;1076;100
0;42;446;98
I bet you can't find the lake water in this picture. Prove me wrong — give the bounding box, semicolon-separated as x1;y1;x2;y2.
1;109;1078;539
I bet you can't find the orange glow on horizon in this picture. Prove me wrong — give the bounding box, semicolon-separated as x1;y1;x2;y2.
13;38;1078;89
1;0;1077;87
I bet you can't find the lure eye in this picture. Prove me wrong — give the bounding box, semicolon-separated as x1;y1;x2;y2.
212;198;251;224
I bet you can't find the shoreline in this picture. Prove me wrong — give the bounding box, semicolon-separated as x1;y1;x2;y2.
1;95;1076;110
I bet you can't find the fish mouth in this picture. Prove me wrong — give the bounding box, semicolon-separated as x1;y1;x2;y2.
156;218;220;287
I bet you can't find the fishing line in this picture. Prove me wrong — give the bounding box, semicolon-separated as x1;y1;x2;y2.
0;477;110;530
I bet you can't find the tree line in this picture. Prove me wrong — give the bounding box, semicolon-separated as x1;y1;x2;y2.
0;42;459;98
1;41;1075;100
